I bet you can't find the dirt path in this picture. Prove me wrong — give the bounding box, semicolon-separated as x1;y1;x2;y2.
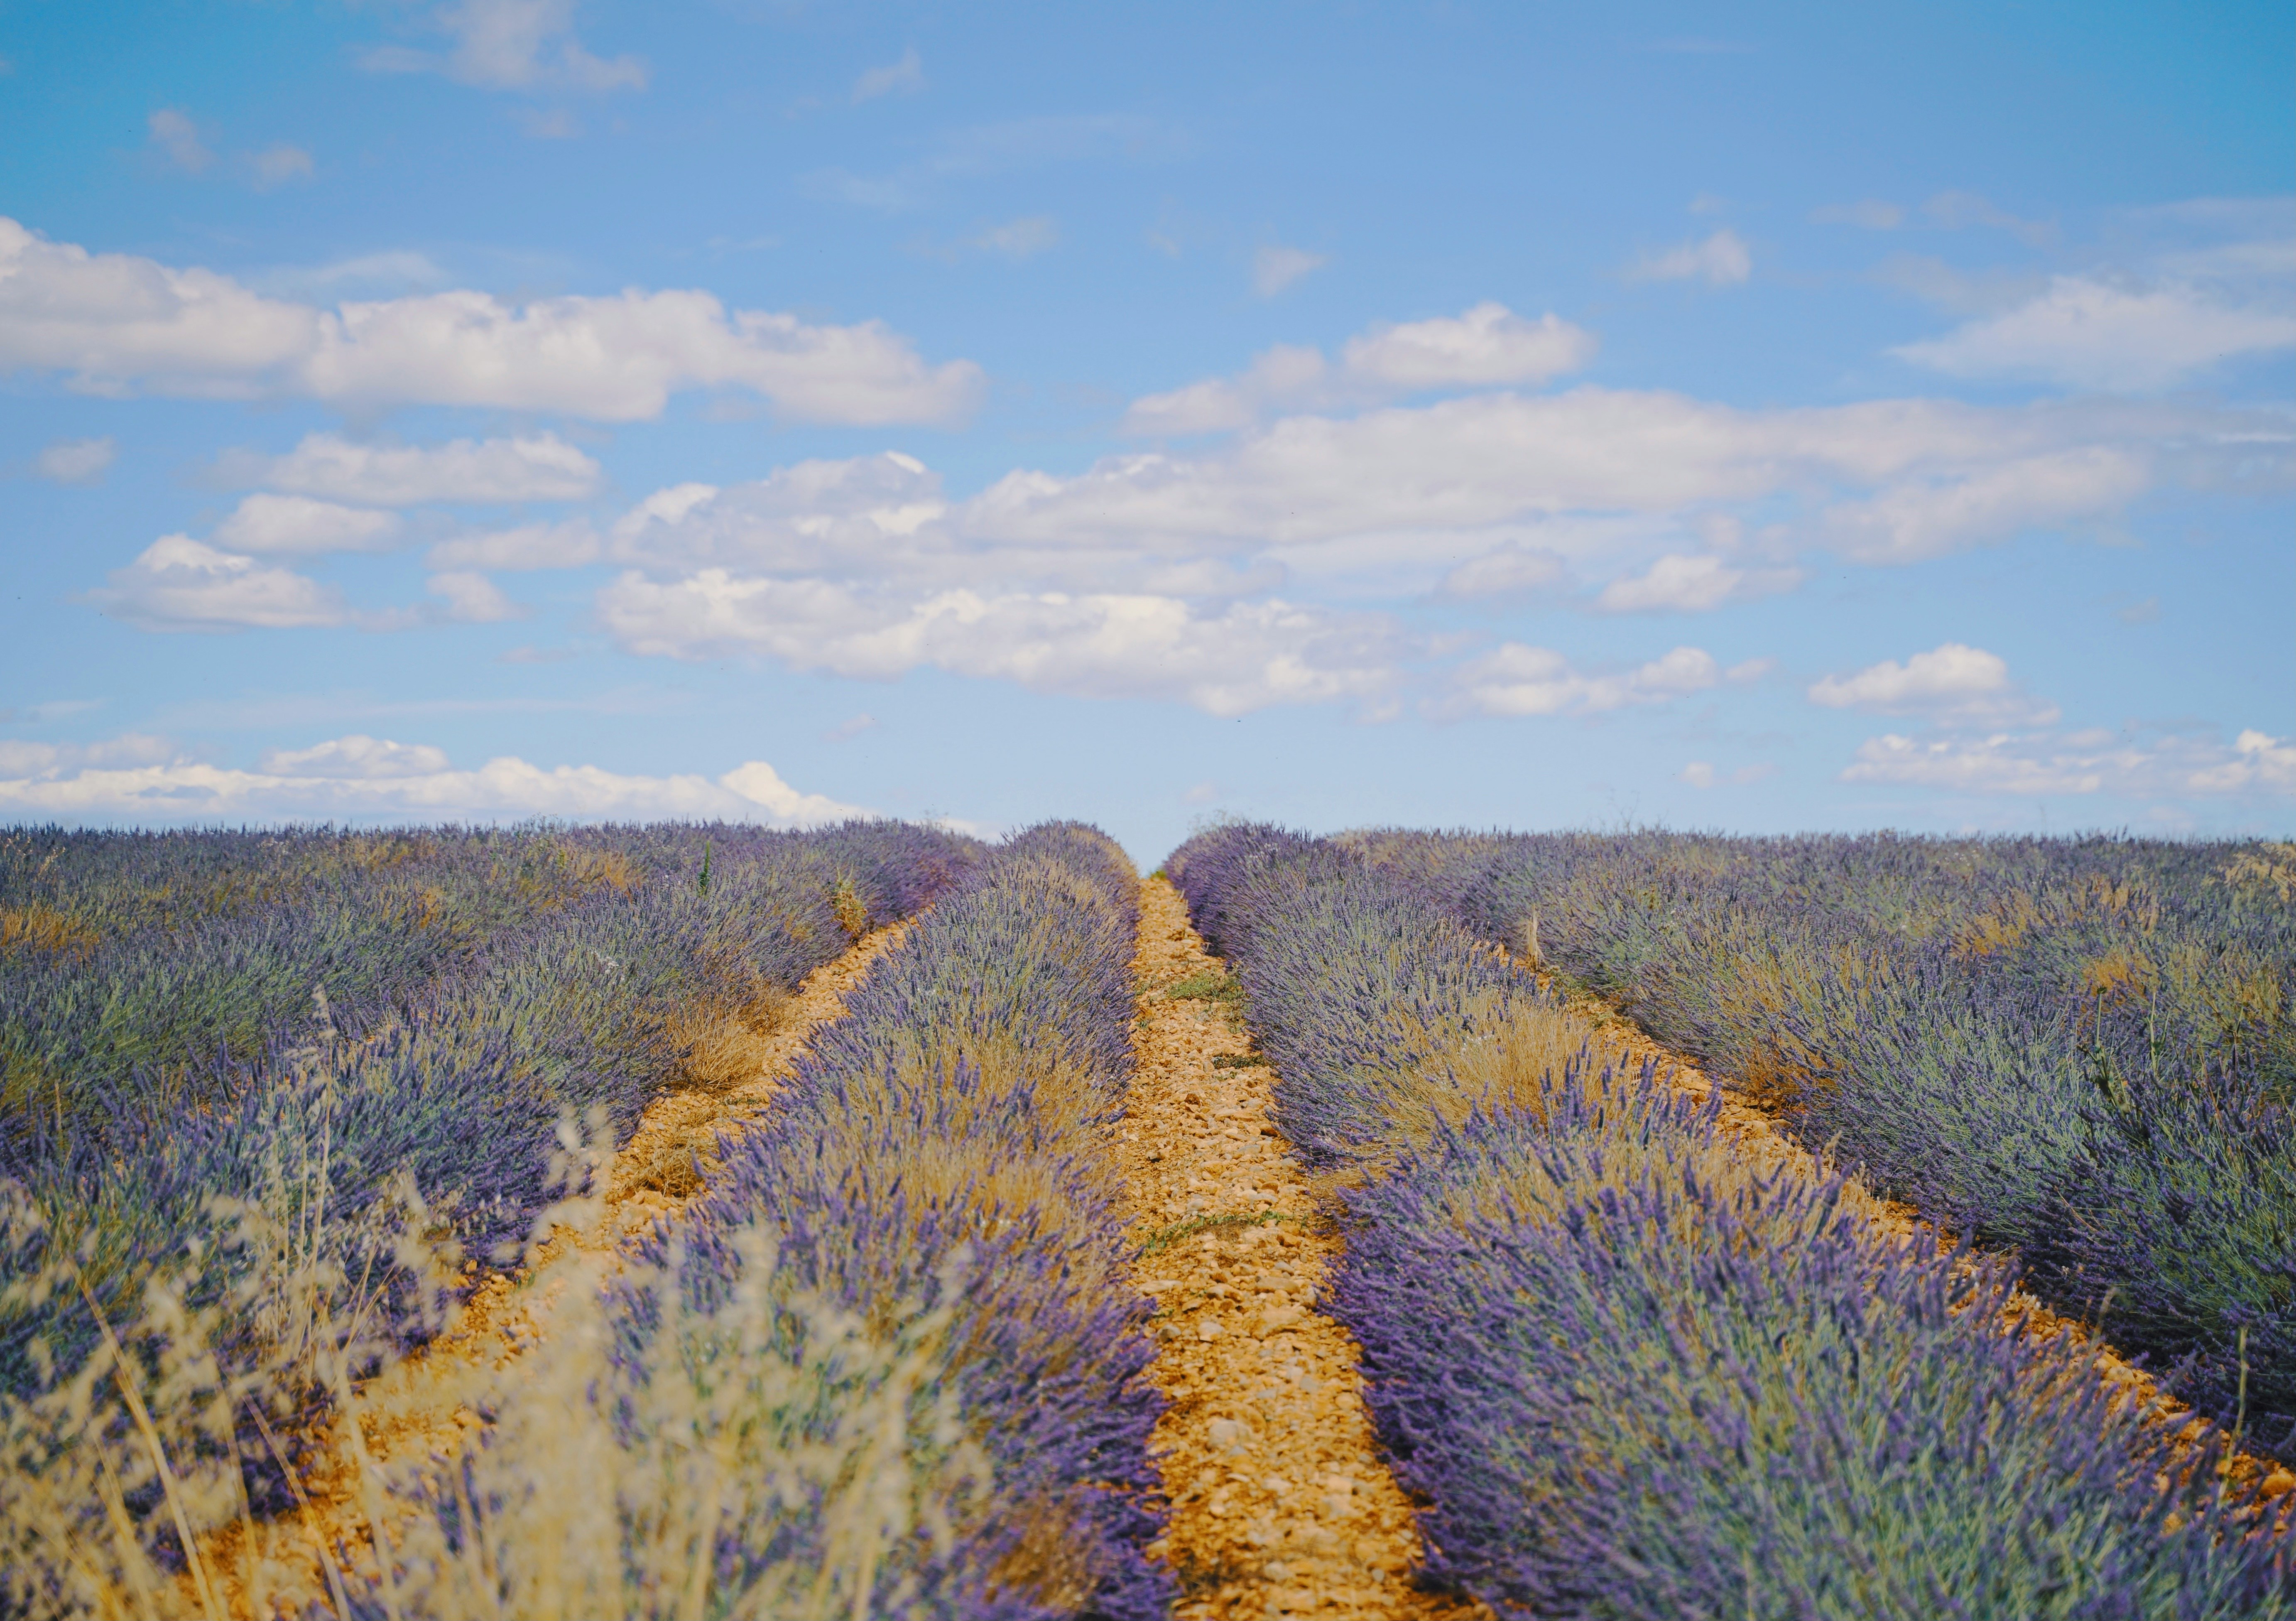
1113;877;1487;1621
184;920;915;1619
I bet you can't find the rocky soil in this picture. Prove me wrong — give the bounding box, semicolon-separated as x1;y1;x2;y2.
1113;876;1487;1621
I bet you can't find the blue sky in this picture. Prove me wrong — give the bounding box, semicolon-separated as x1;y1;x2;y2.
1;0;2290;862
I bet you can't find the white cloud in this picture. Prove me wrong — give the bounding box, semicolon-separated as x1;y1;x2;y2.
1593;553;1803;613
1626;229;1751;286
1122;302;1596;434
1253;245;1327;297
554;341;2281;715
213;494;401;555
999;390;2219;559
258;734;451;777
426;520;602;570
219;431;603;504
1820;446;2151;564
1437;540;1571;599
426;570;527;622
0;734;868;826
597;573;1398;717
1122;345;1330;436
1343;304;1599;391
2189;729;2296;794
1841;726;2296;798
35;435;115;483
0;218;982;423
247;145;314;189
85;537;349;632
1893;275;2296;391
362;0;648;93
148;108;212;173
1438;643;1720;719
0;735;174;776
853;46;924;103
1808;642;2058;726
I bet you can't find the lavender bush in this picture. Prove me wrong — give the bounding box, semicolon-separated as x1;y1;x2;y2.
1339;828;2296;1461
1168;824;2292;1616
616;821;1171;1619
0;819;978;1403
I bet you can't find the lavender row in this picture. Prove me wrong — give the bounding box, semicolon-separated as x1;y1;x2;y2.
1167;825;2290;1618
591;822;1172;1619
1341;828;2296;1463
0;819;978;1403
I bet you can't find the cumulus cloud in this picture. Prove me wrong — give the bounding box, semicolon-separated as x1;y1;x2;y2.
35;435;115;483
0;218;981;423
0;734;867;826
853;46;924;102
1820;446;2151;564
999;390;2231;562
1437;644;1720;719
258;734;451;777
361;0;648;93
85;537;350;632
1842;726;2296;798
1808;642;2058;726
1343;304;1599;391
1593;553;1803;613
1436;540;1571;599
213;494;402;555
597;573;1398;717
2190;729;2296;794
593;461;1397;717
1626;228;1752;286
1122;302;1595;434
1893;275;2296;391
217;431;603;504
565;369;2282;712
426;570;527;622
1252;245;1326;297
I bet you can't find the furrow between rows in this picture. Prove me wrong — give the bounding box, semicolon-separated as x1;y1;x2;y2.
1115;875;1485;1621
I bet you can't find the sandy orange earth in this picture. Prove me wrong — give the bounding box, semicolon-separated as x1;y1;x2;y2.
1115;877;1489;1621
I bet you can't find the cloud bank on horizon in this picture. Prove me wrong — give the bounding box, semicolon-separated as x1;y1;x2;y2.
0;0;2289;848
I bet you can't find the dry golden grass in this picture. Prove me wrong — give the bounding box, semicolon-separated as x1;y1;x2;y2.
0;904;99;961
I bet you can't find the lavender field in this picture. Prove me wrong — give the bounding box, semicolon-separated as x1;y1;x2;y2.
1;818;2291;1618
